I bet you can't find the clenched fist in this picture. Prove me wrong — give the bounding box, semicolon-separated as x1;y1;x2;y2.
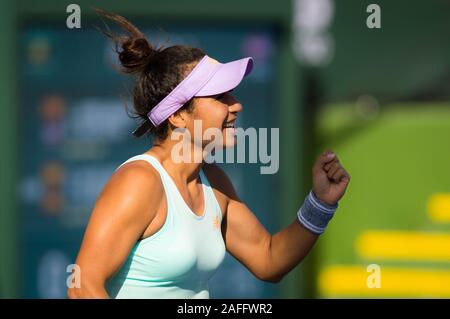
312;149;350;206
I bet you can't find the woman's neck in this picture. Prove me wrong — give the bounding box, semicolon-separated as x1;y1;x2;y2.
145;137;206;185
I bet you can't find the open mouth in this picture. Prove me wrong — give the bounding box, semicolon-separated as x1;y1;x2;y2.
223;121;235;129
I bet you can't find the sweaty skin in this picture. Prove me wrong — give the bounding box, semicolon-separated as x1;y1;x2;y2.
67;92;350;298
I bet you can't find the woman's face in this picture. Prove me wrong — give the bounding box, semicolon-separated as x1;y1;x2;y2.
186;91;242;149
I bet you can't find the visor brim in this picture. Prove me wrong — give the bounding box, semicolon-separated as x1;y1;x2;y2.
195;57;253;97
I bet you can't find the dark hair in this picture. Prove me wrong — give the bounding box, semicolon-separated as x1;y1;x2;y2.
95;9;206;140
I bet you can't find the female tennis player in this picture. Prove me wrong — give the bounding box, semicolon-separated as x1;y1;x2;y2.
67;10;350;299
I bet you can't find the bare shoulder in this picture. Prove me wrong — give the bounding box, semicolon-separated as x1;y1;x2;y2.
112;159;162;186
73;160;166;286
202;163;240;202
91;159;164;228
108;160;163;198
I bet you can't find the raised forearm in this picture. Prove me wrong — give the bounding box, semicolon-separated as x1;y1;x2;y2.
263;191;338;282
264;218;319;282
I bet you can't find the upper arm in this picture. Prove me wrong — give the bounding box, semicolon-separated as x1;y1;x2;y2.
74;161;163;288
203;164;272;280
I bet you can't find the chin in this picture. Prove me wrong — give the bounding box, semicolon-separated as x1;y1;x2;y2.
222;128;237;148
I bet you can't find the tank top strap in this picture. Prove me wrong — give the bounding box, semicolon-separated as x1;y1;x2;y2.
117;153;222;221
115;154;177;203
199;168;224;222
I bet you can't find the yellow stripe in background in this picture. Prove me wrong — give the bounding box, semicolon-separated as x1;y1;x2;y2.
356;230;450;262
427;193;450;223
319;265;450;297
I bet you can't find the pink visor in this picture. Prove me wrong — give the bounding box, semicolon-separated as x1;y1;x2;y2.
147;55;253;126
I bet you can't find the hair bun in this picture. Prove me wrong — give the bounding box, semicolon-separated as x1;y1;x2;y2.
119;37;156;74
95;8;161;74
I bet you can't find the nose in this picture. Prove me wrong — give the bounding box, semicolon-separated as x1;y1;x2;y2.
226;94;243;114
229;101;242;114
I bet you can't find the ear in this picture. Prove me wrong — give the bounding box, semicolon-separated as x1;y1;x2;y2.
167;110;188;129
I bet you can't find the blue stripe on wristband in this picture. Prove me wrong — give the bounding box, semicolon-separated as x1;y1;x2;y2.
297;191;338;235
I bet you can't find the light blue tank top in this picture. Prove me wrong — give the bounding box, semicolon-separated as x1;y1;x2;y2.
106;154;226;299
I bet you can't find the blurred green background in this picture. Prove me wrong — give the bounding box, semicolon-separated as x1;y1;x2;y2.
0;0;449;298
